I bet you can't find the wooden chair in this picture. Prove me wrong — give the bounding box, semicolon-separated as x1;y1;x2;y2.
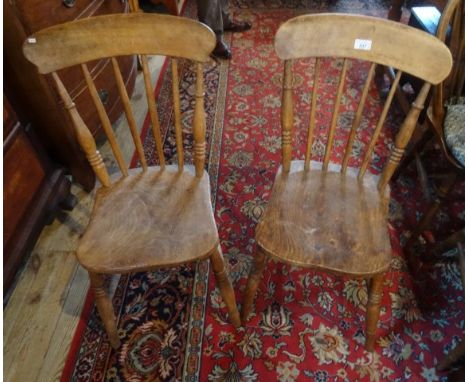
240;14;452;351
375;0;448;92
23;13;241;349
404;0;464;261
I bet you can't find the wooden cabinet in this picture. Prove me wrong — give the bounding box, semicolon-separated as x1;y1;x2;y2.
4;0;137;191
3;0;136;292
3;97;71;293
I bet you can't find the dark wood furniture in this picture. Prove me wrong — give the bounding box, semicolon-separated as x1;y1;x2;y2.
23;13;241;348
3;96;72;294
4;0;137;191
240;13;453;351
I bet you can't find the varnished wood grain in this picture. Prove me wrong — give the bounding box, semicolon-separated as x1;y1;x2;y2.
241;247;267;323
323;58;348;171
111;57;148;170
359;69;402;179
141;54;166;169
274;13;452;85
171;59;184;171
22;14;240;345
51;72;112;187
193;62;208;178
3;54;164;381
281;60;294;172
77;166;219;273
4;127;46;245
342;62;376;173
243;14;453;351
210;246;241;327
81;63;128;176
22;13;216;74
304;57;320;171
378;82;432;191
256;161;391;276
365;273;385;351
89;272;120;348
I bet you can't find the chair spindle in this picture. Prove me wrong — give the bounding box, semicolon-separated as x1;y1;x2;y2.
449;5;462;54
454;57;464;101
358;69;402;179
51;72;111;187
323;58;348;171
448;38;464;101
129;0;140;12
281;60;294;172
171;58;184;171
81;63;128;176
378;82;432;192
193;62;207;177
111;57;148;170
141;54;166;169
304;57;321;171
342;62;376;174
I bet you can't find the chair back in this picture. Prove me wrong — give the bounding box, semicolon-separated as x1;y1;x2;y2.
23;13;216;187
433;0;464;119
274;14;452;192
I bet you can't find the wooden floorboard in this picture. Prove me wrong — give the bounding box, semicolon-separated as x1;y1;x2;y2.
36;264;90;382
4;252;80;382
3;54;166;382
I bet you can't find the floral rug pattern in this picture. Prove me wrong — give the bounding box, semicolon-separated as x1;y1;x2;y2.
196;6;464;382
63;1;464;381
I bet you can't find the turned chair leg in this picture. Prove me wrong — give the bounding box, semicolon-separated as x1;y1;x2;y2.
406;172;458;272
437;339;465;371
210;246;241;328
89;272;121;349
365;273;385;352
241;247;267;324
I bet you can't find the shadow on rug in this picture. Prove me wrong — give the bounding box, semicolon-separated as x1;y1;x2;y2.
62;1;464;381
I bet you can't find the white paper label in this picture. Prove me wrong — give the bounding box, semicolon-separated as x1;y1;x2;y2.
354;39;372;51
27;37;37;44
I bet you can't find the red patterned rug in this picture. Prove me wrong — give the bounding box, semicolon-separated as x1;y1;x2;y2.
62;1;464;381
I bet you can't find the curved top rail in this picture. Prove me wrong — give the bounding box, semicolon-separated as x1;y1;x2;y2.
275;13;452;84
23;13;216;73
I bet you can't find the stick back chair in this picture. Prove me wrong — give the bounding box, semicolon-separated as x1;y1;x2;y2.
405;0;465;268
241;13;452;351
427;0;464;169
23;13;241;349
391;0;464;184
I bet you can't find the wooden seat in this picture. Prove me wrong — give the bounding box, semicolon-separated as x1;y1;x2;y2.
78;166;218;273
241;13;452;352
23;13;241;350
256;161;391;276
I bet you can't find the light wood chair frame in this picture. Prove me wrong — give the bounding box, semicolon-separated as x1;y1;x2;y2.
241;13;453;351
23;13;241;349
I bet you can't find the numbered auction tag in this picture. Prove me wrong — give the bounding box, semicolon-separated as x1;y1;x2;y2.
354;39;372;51
27;37;37;44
